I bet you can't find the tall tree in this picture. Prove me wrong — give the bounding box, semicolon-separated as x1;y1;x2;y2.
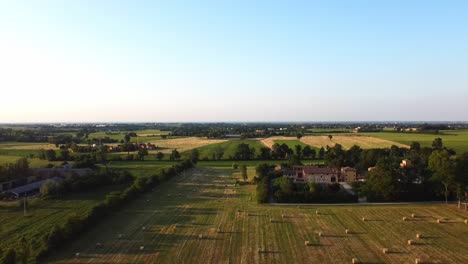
156;152;164;161
190;148;200;164
240;165;248;181
429;149;456;203
432;138;443;150
170;149;181;161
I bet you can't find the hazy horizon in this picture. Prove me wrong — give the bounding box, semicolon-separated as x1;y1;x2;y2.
1;1;468;122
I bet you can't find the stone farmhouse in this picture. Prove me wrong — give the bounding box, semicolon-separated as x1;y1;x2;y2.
277;165;358;184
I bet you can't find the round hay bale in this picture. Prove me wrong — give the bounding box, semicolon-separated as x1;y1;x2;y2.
192;220;196;224
139;246;145;251
437;219;442;224
464;219;467;224
408;239;414;245
118;234;124;239
305;241;311;246
351;257;359;264
198;234;204;239
258;247;262;253
217;228;221;233
75;253;80;258
345;229;350;234
167;194;171;197
382;248;389;254
416;233;422;239
402;217;407;221
282;214;285;218
411;213;416;218
142;226;146;230
270;218;274;223
316;210;320;215
362;217;367;221
318;232;323;237
415;258;421;264
95;242;102;248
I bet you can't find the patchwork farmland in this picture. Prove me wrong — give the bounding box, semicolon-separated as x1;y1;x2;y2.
49;167;468;264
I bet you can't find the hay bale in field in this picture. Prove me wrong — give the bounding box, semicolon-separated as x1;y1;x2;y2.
305;241;311;246
402;217;407;221
117;234;124;239
407;239;414;245
142;226;146;230
351;257;359;264
270;218;274;223
416;233;422;239
217;228;221;233
316;210;320;215
75;253;80;258
167;194;171;197
192;220;196;224
437;219;442;224
464;219;467;224
318;232;323;237
139;246;145;251
362;217;367;221
382;248;389;254
95;242;102;248
282;213;285;218
345;229;350;234
415;258;421;264
198;234;204;239
411;213;416;218
258;247;262;253
146;199;150;202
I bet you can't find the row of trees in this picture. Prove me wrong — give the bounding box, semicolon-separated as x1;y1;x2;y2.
0;158;30;183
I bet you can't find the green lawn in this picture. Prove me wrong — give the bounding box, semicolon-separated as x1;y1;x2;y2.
274;139;314;149
190;140;266;160
48;167;468;264
360;130;468;153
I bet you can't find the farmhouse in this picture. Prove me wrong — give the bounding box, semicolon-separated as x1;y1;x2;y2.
4;177;64;198
277;165;359;184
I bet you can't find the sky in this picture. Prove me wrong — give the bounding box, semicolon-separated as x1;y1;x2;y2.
1;0;467;122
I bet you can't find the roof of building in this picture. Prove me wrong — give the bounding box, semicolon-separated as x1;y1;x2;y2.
31;168;92;176
6;177;64;196
341;166;357;171
303;165;339;174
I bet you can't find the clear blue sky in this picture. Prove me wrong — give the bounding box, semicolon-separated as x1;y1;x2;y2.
1;0;467;122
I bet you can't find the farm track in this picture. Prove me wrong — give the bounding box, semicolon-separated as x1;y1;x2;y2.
50;167;468;264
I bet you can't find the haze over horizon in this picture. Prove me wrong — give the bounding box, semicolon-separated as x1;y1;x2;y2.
1;1;468;123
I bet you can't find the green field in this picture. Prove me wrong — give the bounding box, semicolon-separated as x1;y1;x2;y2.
87;130;171;143
106;160;174;178
360;130;468;153
0;184;128;255
48;167;468;264
192;140;266;160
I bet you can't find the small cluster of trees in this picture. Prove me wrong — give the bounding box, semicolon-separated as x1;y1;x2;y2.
0;158;30;182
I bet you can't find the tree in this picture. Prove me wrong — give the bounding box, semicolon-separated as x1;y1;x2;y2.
455;152;468;207
137;148;148;161
2;248;16;264
169;149;181;161
410;142;421;151
296;133;303;140
432;138;443;150
294;145;302;159
156;152;164;161
45;149;56;161
58;149;70;161
302;146;313;159
240;165;248;181
429;149;456;203
232;163;238;170
124;134;131;143
258;147;271;160
234;143;255;160
318;147;325;159
361;157;399;201
214;145;224;160
324;144;346;168
190;148;200;164
40;180;64;197
328;134;333;141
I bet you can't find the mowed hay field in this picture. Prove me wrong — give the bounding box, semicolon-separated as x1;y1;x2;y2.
191;139;265;159
261;136;408;149
361;130;468;153
0;184;128;254
147;137;227;154
50;167;468;264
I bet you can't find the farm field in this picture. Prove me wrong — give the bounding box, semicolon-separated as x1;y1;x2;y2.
0;184;129;255
300;135;408;149
49;167;468;264
87;130;171;143
360;130;468;153
190;139;265;160
149;137;227;154
106;161;174;178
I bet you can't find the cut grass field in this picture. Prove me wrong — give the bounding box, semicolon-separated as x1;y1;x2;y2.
261;135;407;150
0;184;129;255
360;130;468;153
87;130;171;143
49;167;468;264
149;137;227;154
190;139;265;160
106;160;174;178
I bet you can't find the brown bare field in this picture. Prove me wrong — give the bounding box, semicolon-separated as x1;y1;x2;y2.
299;135;408;149
148;137;228;154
